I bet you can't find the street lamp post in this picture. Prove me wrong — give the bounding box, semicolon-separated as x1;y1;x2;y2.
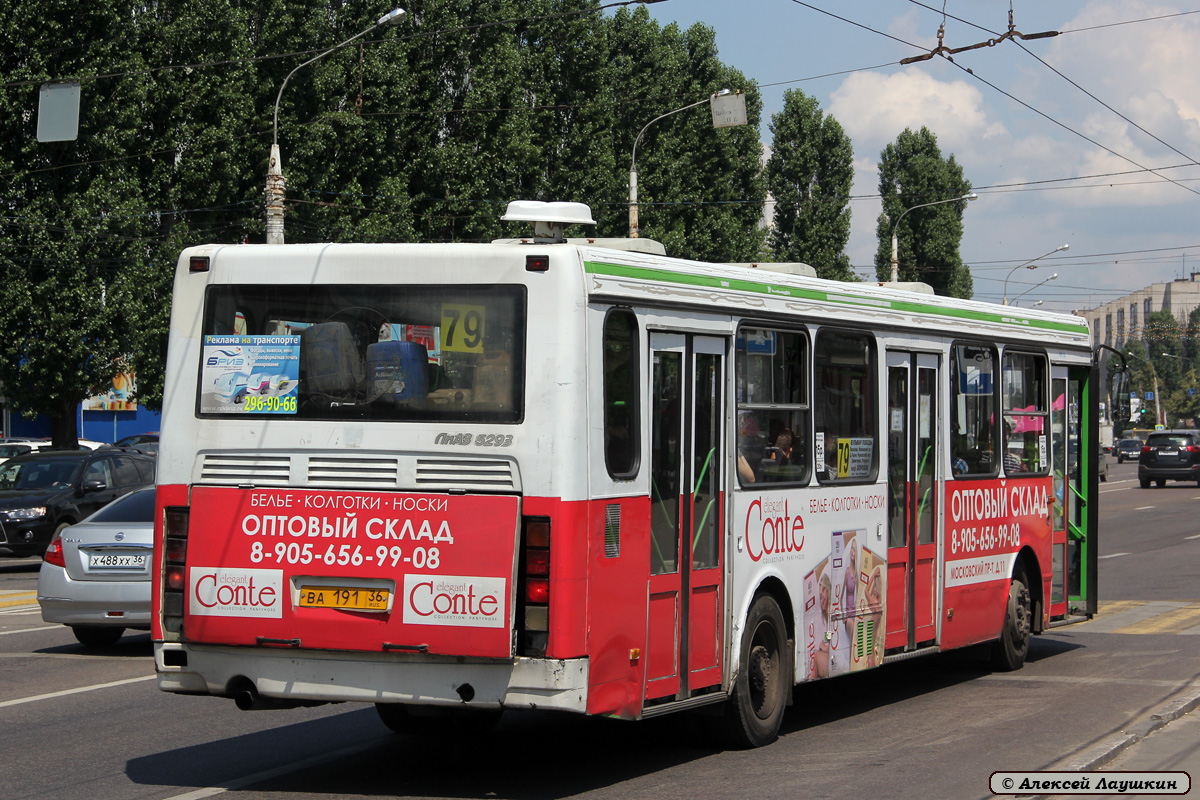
628;89;745;239
888;192;977;282
1008;272;1058;306
1002;244;1068;305
266;8;406;245
1127;348;1163;426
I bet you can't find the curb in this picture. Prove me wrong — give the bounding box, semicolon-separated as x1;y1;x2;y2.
1056;679;1200;772
0;592;38;609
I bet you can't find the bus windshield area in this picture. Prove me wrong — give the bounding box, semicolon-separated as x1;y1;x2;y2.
199;284;526;423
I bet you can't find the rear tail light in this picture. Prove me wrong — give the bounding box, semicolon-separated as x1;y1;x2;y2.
1188;446;1200;453
162;506;189;633
43;532;66;568
1142;446;1152;453
518;517;550;656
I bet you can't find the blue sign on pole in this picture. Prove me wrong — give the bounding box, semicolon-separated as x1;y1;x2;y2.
1145;391;1155;400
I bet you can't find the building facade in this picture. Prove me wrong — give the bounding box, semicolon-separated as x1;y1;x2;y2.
1080;272;1200;351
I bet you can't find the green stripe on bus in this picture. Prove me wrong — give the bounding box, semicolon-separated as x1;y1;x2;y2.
584;260;1089;335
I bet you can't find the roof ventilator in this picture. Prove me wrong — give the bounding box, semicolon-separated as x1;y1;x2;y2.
500;201;595;244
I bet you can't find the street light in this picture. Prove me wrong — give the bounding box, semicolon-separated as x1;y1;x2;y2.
888;192;977;282
1008;272;1058;305
628;89;746;239
1126;348;1163;426
1002;244;1068;305
266;7;406;245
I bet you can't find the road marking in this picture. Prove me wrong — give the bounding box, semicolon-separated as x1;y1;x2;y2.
1134;506;1155;510
161;739;381;800
0;674;154;708
1077;601;1195;633
1098;552;1130;559
0;626;58;636
1187;534;1200;540
980;673;1187;688
0;592;38;609
1098;600;1144;614
1119;604;1200;635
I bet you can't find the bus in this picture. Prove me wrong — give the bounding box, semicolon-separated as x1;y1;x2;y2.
152;200;1110;747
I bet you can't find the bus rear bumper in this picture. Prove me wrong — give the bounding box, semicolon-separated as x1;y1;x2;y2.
154;642;588;712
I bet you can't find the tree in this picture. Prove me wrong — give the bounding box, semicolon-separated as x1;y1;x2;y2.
0;1;770;443
874;127;973;297
606;14;766;262
0;1;179;444
766;89;855;280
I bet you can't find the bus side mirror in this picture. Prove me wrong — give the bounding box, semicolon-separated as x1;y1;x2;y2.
1110;370;1131;423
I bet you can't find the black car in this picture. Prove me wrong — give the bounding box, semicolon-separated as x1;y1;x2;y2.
0;450;156;557
1138;430;1200;488
1114;438;1144;463
101;432;159;456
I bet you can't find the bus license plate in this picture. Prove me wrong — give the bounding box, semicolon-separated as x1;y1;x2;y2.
298;586;390;612
88;553;146;568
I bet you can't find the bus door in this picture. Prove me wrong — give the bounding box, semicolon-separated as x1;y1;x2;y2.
1050;367;1086;616
645;333;726;702
885;351;940;650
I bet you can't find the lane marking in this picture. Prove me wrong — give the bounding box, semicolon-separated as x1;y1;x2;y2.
1075;601;1189;633
0;674;155;708
162;739;380;800
1186;534;1200;540
979;674;1188;688
1120;604;1200;635
0;592;38;609
1098;552;1130;559
0;625;58;636
1134;506;1155;511
1098;600;1144;614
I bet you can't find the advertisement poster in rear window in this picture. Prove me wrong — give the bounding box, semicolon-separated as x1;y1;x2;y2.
200;335;300;414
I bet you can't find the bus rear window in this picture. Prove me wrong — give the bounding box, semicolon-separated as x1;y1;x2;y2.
199;284;525;422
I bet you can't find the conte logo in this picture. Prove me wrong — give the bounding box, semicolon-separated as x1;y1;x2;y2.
189;567;283;619
402;574;505;628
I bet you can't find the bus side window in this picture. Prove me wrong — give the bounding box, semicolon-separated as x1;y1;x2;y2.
603;309;639;479
814;329;877;484
951;342;998;478
735;326;810;486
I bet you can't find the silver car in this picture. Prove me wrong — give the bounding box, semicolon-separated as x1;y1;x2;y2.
37;487;155;647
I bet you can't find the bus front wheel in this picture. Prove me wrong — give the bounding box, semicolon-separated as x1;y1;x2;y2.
718;593;790;748
991;570;1031;671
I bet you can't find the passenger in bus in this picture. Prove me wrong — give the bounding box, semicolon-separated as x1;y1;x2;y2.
737;412;763;483
760;429;798;482
1003;421;1025;473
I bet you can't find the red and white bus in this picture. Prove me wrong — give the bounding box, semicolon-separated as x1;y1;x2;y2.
152;201;1108;747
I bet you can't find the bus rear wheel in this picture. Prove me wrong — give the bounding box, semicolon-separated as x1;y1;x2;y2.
718;593;790;748
991;570;1031;671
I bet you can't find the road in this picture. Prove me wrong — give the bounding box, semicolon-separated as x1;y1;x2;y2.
4;459;1199;800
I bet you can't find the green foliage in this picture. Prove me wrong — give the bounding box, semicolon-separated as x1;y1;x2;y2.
766;89;855;281
873;127;973;297
0;0;768;442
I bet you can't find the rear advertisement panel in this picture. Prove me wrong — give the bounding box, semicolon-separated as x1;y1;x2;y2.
183;487;520;657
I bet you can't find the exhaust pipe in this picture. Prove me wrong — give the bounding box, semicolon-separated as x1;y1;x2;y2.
232;682;328;711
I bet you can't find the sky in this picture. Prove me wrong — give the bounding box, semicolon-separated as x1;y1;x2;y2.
637;0;1200;313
